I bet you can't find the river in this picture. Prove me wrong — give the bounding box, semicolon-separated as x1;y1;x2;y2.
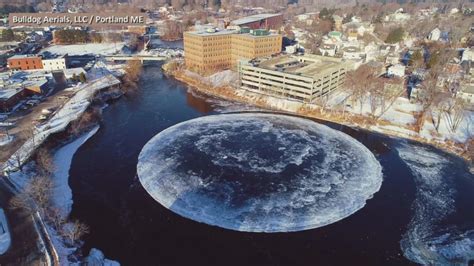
68;63;474;265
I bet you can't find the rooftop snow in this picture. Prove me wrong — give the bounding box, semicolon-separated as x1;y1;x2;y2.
231;13;281;26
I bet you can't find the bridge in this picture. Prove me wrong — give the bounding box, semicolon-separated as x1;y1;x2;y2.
104;54;167;62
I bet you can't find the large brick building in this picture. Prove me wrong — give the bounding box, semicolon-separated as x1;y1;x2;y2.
184;28;282;75
230;14;283;30
7;55;43;71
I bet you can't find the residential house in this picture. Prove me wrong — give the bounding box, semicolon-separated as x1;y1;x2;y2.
387;64;406;77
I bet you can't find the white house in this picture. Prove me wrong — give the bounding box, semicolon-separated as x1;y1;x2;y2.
42;57;67;71
386;52;400;65
385;8;411;22
319;44;337;57
387;64;406;77
462;48;474;62
427;28;441;41
342;46;365;60
63;67;86;81
458;85;474;105
285;44;299;54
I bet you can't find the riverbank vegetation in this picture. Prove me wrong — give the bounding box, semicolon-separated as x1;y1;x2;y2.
121;59;143;94
9;148;90;251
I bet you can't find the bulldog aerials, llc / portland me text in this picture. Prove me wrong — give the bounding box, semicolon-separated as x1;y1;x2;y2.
9;14;145;26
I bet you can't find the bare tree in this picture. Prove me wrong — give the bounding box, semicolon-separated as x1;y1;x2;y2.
345;65;377;114
62;220;90;245
10;175;53;215
444;98;465;133
36;148;55;175
46;208;67;231
122;60;143;94
430;93;448;132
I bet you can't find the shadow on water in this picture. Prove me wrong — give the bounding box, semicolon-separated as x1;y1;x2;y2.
67;64;473;265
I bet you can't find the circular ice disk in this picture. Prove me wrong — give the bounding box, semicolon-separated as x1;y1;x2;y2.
137;113;383;232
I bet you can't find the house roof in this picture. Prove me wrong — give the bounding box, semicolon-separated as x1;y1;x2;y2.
231;13;281;26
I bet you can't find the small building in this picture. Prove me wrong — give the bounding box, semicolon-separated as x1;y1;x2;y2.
427;28;441;41
386;52;400;65
0;87;26;112
385;8;411;22
327;31;343;42
23;78;49;94
42;56;67;71
230;14;283;30
387;64;406;77
333;15;343;31
342;46;364;60
462;48;474;62
319;44;337;57
7;54;43;71
458;84;474;105
347;30;358;42
128;26;149;35
63;67;86;81
285;44;299;54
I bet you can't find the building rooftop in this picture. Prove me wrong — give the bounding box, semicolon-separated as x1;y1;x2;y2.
249;54;347;78
8;54;40;60
231;13;281;26
0;87;23;100
186;29;238;37
186;28;278;38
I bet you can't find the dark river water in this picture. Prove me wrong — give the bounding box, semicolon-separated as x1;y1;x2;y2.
68;64;474;265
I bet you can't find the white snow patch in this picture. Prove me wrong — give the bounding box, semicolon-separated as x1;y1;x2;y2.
0;209;11;255
0;135;13;146
84;248;120;266
52;126;99;218
42;43;125;56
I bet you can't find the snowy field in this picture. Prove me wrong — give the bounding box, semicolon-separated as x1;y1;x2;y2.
41;43;125;56
317;90;474;144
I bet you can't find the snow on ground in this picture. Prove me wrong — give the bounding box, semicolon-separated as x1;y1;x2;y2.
184;69;238;88
324;91;474;144
41;43;125;56
420;111;474;143
52;126;99;218
0;209;11;255
138;48;183;58
235;89;304;112
0;135;13;146
2;75;120;172
84;248;120;266
205;70;239;88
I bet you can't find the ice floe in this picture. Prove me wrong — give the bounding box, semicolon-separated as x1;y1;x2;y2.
137;113;383;232
397;143;474;265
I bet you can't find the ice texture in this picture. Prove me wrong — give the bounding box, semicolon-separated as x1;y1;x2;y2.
137;113;383;232
398;143;474;265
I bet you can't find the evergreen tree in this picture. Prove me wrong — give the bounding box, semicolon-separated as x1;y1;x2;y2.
385;27;405;44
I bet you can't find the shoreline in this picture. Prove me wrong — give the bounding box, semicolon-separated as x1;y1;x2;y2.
169;68;472;164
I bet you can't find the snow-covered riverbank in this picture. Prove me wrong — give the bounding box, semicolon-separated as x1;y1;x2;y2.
52;126;99;218
171;68;473;162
